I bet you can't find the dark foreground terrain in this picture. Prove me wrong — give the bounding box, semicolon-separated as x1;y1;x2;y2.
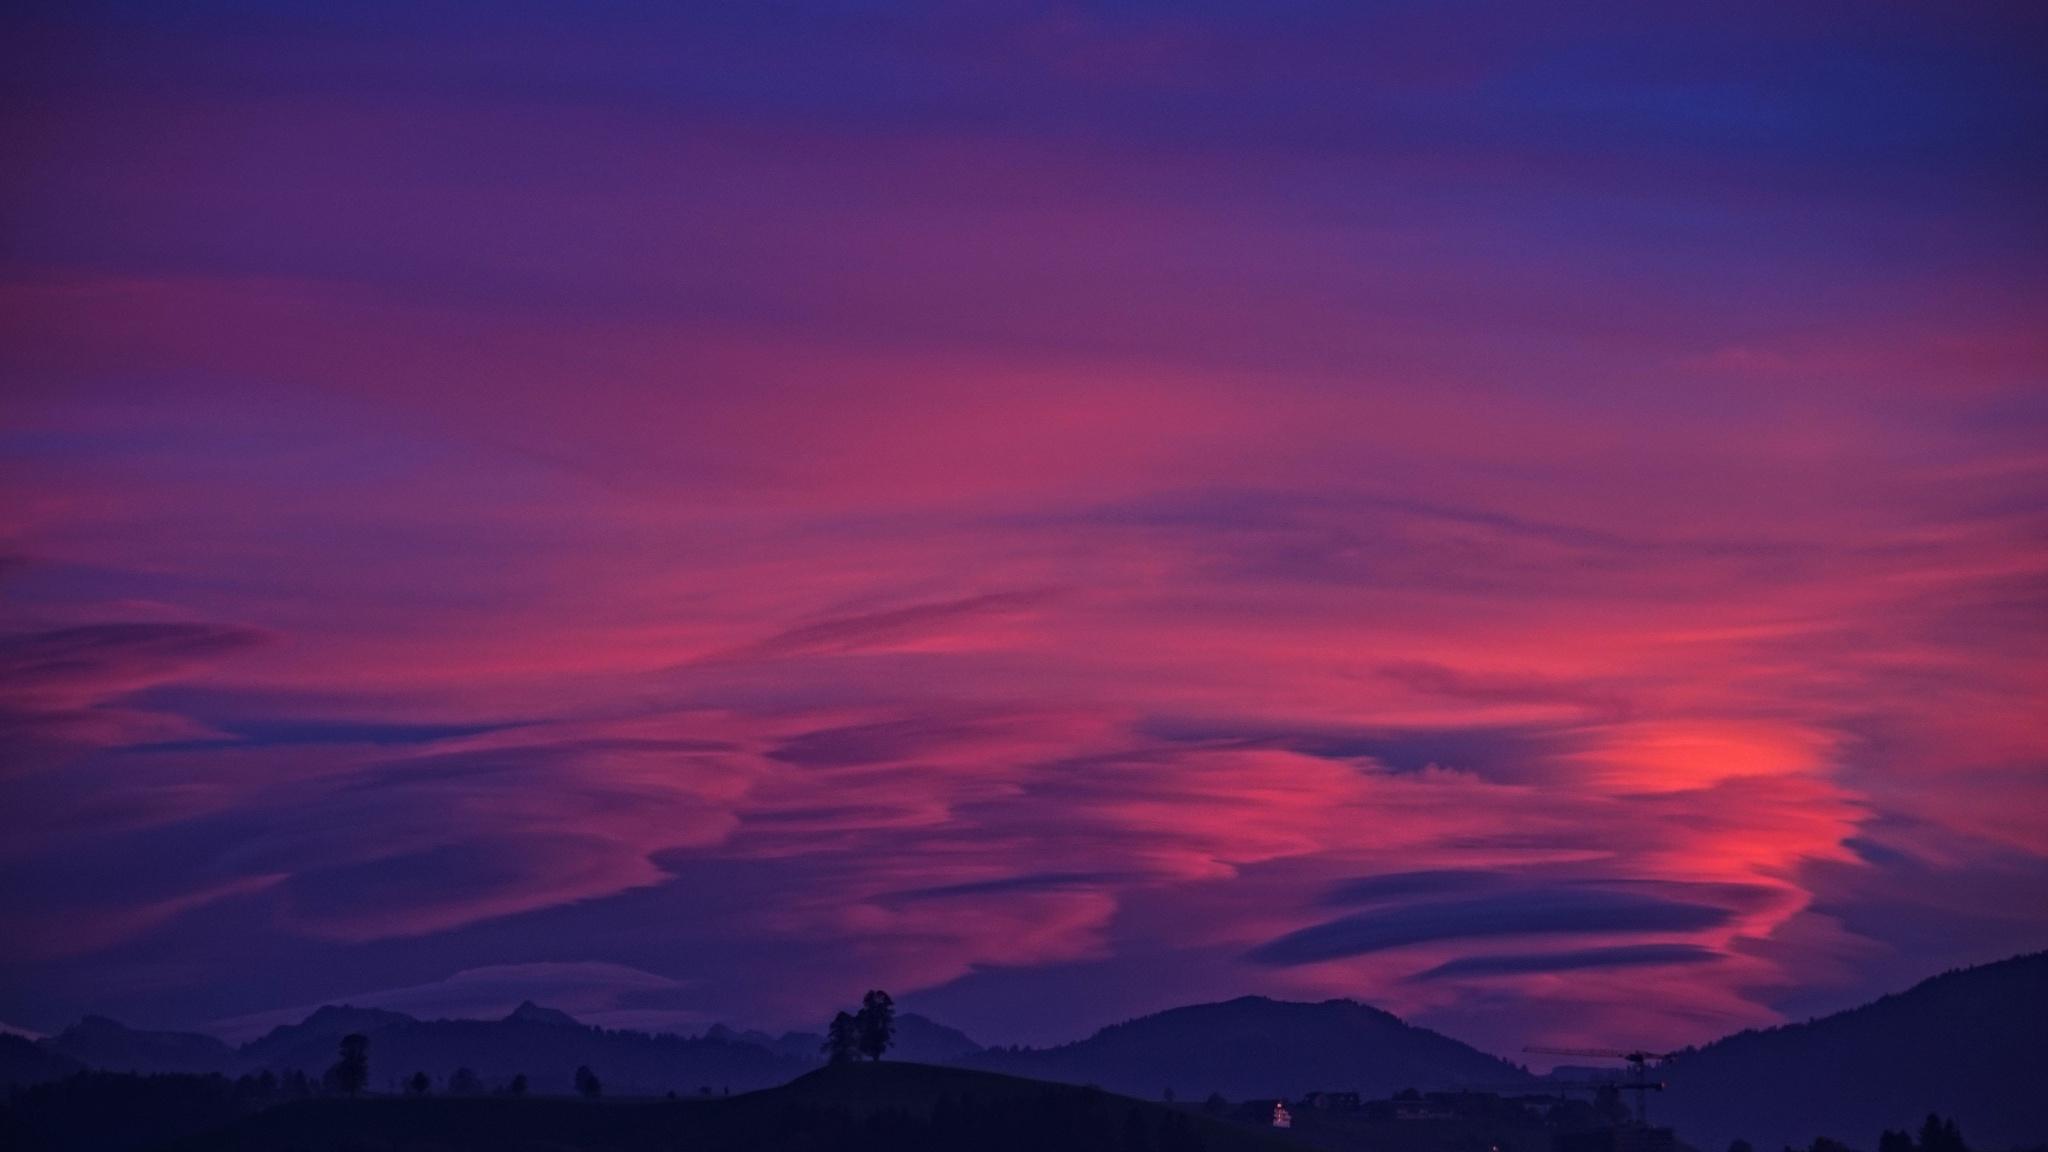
3;1061;1295;1152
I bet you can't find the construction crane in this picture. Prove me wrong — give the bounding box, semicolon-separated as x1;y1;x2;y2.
1523;1046;1678;1127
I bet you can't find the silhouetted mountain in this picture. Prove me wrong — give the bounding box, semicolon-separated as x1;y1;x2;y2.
0;1034;81;1088
1660;951;2048;1152
766;1030;824;1062
502;1001;579;1028
893;1013;983;1063
41;1016;235;1075
236;1004;416;1074
956;995;1530;1100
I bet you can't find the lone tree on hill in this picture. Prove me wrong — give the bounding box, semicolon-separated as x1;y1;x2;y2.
406;1071;431;1096
327;1033;370;1097
507;1073;529;1097
575;1064;603;1099
823;1010;861;1063
855;989;896;1061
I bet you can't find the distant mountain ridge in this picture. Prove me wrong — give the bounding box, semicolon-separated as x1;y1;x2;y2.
238;1005;415;1074
957;994;1531;1100
11;1001;981;1098
310;1011;806;1095
503;1000;580;1028
42;1016;235;1076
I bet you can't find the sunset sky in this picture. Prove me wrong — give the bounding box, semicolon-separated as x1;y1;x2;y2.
3;2;2045;1057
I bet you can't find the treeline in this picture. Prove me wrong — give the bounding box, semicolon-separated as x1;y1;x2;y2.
1;1072;262;1152
1743;1113;2044;1152
2;1076;1220;1152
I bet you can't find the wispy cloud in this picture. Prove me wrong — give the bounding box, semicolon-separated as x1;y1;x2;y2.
1248;888;1737;967
1411;944;1721;981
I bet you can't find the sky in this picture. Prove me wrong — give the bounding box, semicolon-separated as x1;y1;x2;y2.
2;2;2045;1058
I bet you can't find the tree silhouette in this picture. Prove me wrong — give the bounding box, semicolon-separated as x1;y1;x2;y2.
575;1064;603;1099
405;1070;430;1096
1879;1131;1914;1152
326;1033;369;1097
448;1067;481;1096
508;1073;529;1098
855;989;896;1061
1919;1114;1968;1152
823;1011;861;1064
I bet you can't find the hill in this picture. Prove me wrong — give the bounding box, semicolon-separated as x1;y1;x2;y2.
956;995;1531;1100
1660;951;2048;1151
144;1062;1294;1152
236;1004;416;1073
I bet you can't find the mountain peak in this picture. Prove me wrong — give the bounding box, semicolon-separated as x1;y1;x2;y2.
62;1015;133;1035
44;1014;235;1075
504;1000;580;1027
302;1003;412;1027
277;1004;416;1038
960;994;1523;1099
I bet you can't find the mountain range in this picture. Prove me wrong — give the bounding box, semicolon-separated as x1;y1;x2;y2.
8;951;2044;1148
